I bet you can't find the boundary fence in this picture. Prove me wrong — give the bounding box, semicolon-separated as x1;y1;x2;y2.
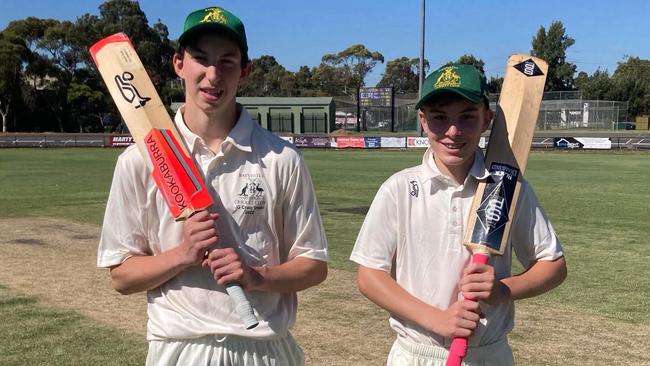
1;133;649;150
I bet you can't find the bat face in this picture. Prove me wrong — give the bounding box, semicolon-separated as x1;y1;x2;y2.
90;33;213;221
464;55;548;256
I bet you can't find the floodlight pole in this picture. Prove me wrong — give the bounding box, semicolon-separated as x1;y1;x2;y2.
418;0;425;135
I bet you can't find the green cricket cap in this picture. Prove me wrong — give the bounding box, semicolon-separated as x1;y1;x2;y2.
415;63;489;109
178;6;248;62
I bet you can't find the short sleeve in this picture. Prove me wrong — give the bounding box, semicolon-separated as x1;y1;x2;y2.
282;155;328;263
349;181;398;272
97;149;152;268
510;181;564;269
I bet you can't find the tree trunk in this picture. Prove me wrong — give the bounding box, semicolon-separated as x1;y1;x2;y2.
0;99;9;133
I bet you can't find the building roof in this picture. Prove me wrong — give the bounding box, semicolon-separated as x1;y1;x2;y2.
236;97;334;106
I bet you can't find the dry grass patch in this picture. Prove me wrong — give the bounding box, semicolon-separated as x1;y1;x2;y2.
0;217;648;365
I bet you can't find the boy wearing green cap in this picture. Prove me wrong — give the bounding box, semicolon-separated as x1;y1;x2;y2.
350;63;566;365
98;6;328;365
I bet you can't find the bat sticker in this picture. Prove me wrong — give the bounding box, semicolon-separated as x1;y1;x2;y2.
513;59;545;77
470;162;519;251
114;71;151;109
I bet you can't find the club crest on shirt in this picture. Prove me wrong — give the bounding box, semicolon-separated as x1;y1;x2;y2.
234;173;266;214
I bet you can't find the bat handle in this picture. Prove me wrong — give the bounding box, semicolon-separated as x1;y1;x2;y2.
225;282;259;329
446;253;490;366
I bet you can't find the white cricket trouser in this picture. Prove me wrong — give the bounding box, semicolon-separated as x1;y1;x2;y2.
387;336;514;366
146;333;304;366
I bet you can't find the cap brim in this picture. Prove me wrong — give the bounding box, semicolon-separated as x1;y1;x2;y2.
415;88;484;109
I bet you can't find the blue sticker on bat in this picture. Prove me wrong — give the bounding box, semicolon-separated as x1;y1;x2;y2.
470;162;519;250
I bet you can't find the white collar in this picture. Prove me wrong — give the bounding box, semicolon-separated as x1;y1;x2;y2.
174;104;254;154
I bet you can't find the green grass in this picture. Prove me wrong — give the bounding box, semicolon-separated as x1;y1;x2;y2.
0;285;147;365
1;148;649;326
0;148;121;224
523;151;650;322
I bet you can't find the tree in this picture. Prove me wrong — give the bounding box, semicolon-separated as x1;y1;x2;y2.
531;20;576;91
487;76;503;94
609;57;650;117
377;57;429;93
310;63;348;96
96;0;175;87
0;32;27;132
238;55;293;97
574;69;614;100
67;82;105;132
293;65;318;96
455;54;485;72
320;44;384;96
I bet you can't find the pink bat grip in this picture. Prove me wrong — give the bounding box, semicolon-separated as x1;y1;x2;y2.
445;253;490;366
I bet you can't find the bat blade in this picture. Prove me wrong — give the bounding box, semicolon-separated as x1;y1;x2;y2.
90;33;211;220
446;54;548;366
90;33;259;329
465;55;549;256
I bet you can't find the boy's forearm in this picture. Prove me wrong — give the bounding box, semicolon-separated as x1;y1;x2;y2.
109;248;189;295
356;265;444;334
251;256;327;293
501;256;567;301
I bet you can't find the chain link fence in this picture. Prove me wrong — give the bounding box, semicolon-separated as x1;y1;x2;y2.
334;91;629;132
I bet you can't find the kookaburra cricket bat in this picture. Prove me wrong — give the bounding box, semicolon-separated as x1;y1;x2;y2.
446;54;548;366
90;33;259;329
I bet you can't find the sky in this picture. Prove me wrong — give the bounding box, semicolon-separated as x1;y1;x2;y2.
1;0;649;86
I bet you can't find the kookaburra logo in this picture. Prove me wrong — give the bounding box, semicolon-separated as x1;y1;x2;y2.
114;72;151;109
409;180;419;197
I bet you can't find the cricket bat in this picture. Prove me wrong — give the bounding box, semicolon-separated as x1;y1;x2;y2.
445;54;548;366
90;33;259;330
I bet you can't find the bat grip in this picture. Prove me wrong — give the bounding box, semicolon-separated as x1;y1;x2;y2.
225;282;259;329
445;253;490;366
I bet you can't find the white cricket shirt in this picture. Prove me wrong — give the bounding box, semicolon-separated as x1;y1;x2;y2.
350;147;563;347
98;106;328;340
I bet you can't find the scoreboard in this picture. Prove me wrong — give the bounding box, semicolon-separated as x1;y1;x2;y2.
359;87;393;107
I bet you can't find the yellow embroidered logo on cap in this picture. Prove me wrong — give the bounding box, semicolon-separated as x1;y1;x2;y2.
434;66;461;89
200;8;228;24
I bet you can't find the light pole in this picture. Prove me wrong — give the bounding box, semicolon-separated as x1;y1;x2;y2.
418;0;425;135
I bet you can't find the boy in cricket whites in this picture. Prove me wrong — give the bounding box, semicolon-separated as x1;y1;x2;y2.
350;63;566;365
97;6;328;365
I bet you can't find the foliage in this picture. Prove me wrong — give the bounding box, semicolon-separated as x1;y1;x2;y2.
531;20;577;91
610;57;650;117
377;57;428;94
239;55;294;97
573;57;650;116
0;0;175;132
319;44;384;96
455;54;485;72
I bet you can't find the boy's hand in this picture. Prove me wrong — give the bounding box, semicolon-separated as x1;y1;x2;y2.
177;211;220;267
202;247;262;290
459;262;511;305
435;300;481;338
